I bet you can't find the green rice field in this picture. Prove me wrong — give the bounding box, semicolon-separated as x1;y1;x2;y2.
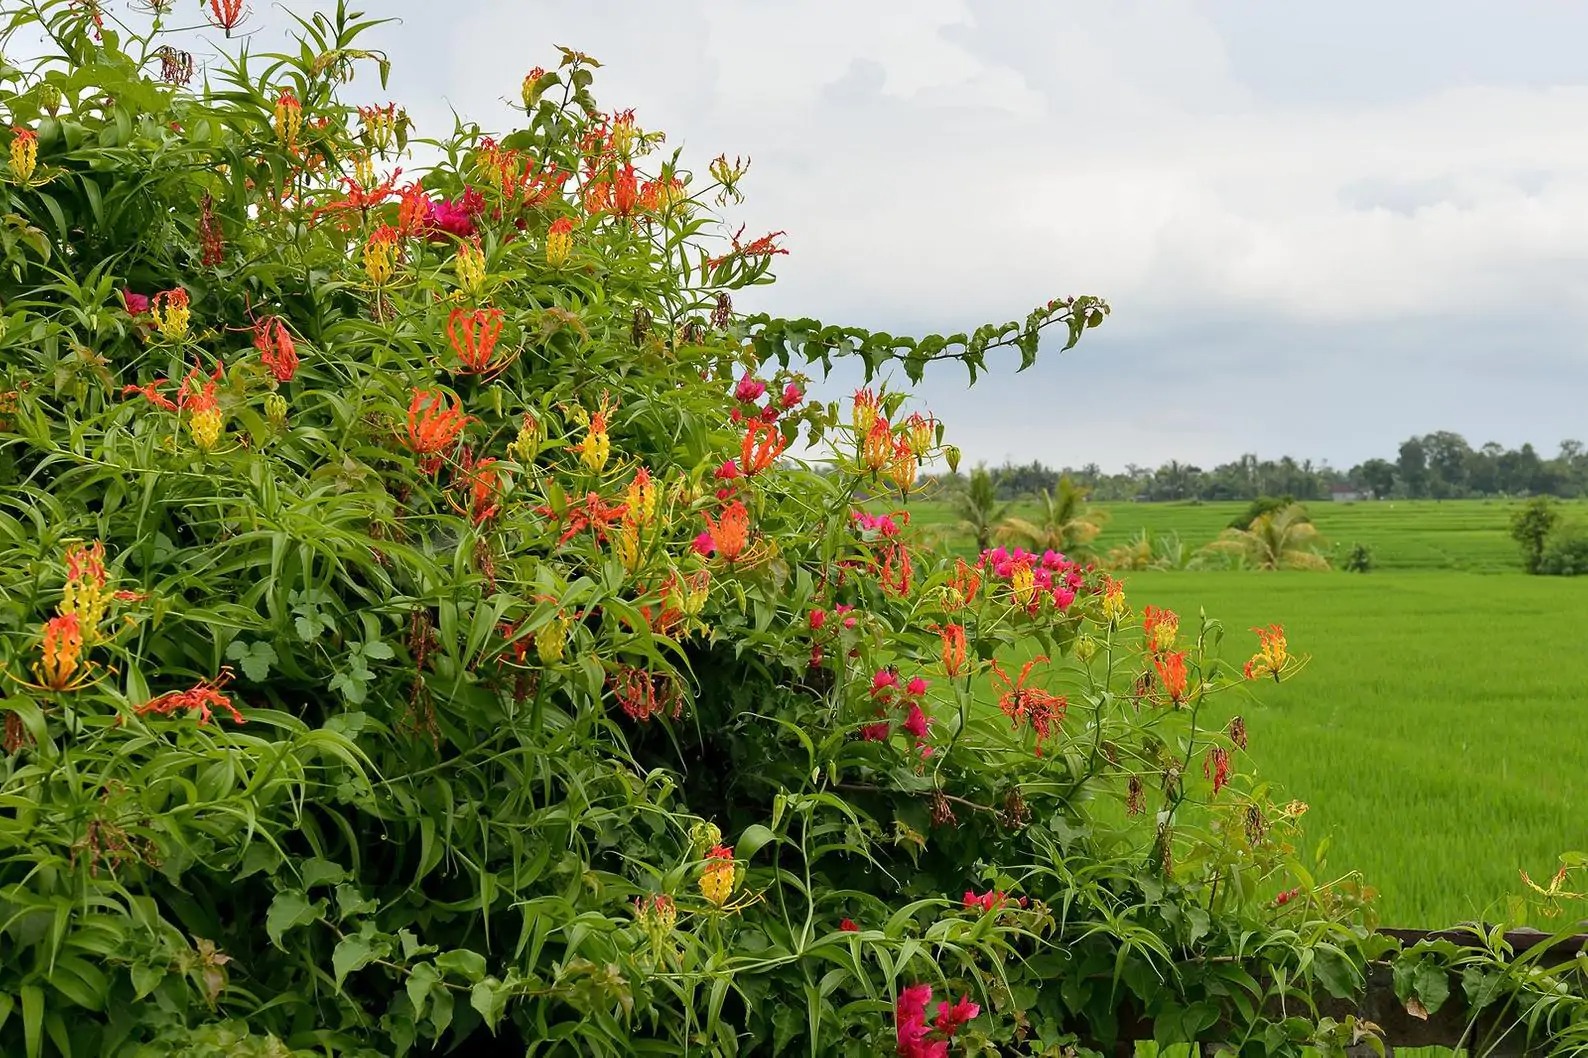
919;497;1588;927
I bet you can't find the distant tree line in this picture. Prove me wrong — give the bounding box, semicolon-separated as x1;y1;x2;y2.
932;432;1588;502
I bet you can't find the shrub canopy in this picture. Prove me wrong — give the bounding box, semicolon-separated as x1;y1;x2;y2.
1;4;1586;1056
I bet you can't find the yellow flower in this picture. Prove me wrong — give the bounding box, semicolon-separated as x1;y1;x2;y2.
699;844;735;907
455;238;486;296
189;407;224;451
613;522;642;572
60;541;109;643
577;399;615;474
9;127;37;184
1009;560;1036;609
521;67;547;110
1102;577;1129;624
508;412;543;464
625;467;658;527
535;614;571;665
273;89;302;148
546;217;573;268
150;288;191;342
1243;624;1288;681
363;225;399;286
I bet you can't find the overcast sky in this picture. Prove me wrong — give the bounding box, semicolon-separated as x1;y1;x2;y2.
147;2;1588;469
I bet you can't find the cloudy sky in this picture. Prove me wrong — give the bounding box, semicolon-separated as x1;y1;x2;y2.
133;2;1588;469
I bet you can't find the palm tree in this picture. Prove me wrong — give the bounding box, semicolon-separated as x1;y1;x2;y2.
995;475;1108;559
1202;503;1330;570
945;466;1011;553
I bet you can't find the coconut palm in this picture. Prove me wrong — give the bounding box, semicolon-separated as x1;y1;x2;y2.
1202;503;1330;570
995;475;1109;559
944;466;1011;553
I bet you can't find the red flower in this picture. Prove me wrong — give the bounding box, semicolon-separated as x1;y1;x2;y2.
447;307;513;377
204;0;249;33
253;316;298;383
405;389;471;475
934;996;980;1038
905;675;928;698
715;458;741;481
1153;650;1189;705
895;983;979;1058
612;165;639;217
121;290;150;315
838;918;859;932
902;701;929;741
990;656;1067;755
740;420;786;476
809;608;826;631
1274;886;1301;907
706;225;789;269
870;668;899;699
137;671;244;725
859;720;891;742
455;450;501;525
937;623;967;677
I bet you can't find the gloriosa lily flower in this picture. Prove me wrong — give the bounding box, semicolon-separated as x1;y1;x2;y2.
273;87;301;146
9;127;38;184
739;420;785;476
405;388;471;474
546;216;574;267
698;844;736;907
447;307;514;377
253;316;298;383
149;287;191;342
206;0;250;33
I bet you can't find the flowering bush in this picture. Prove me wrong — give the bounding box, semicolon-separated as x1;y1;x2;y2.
1;4;1585;1056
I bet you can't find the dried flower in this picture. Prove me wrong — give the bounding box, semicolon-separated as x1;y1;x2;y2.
198;193;225;267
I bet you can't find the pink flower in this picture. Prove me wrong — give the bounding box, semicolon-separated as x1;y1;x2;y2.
122;290;150;315
716;459;741;481
423;190;484;240
1052;586;1076;610
902;702;929;740
731;407;744;423
870;669;898;697
760;404;780;423
934;996;980;1038
809;608;827;631
859;721;891;742
906;676;928;698
734;376;766;402
963;889;1007;914
781;382;804;408
839;918;859;932
692;531;715;557
895;984;937;1058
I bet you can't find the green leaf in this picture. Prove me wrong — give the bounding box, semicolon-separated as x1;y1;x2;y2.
224;639;278;681
1413;962;1451;1015
469;976;511;1030
21;984;42;1058
737;823;777;861
265;890;323;948
301;857;347;889
333;934;377;988
406;961;440;1021
435;948;488;983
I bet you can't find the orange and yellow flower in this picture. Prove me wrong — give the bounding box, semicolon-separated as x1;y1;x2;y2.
546;217;574;267
33;613;85;691
363;225;400;286
740;420;786;476
702;500;749;563
1101;576;1128;624
1242;624;1288;681
1154;650;1189;705
273;88;302;147
852;388;880;438
1142;605;1178;654
938;623;967;677
447;307;513;377
9;127;37;184
150;288;191;342
577;398;614;474
625;467;658;527
699;844;736;907
946;558;981;610
253;316;298;383
860;418;892;473
405;388;471;474
61;541;109;642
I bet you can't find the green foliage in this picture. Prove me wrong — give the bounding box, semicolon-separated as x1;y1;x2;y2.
1510;497;1560;574
0;5;1583;1056
1537;520;1588;576
1338;542;1374;573
1205;504;1330;571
